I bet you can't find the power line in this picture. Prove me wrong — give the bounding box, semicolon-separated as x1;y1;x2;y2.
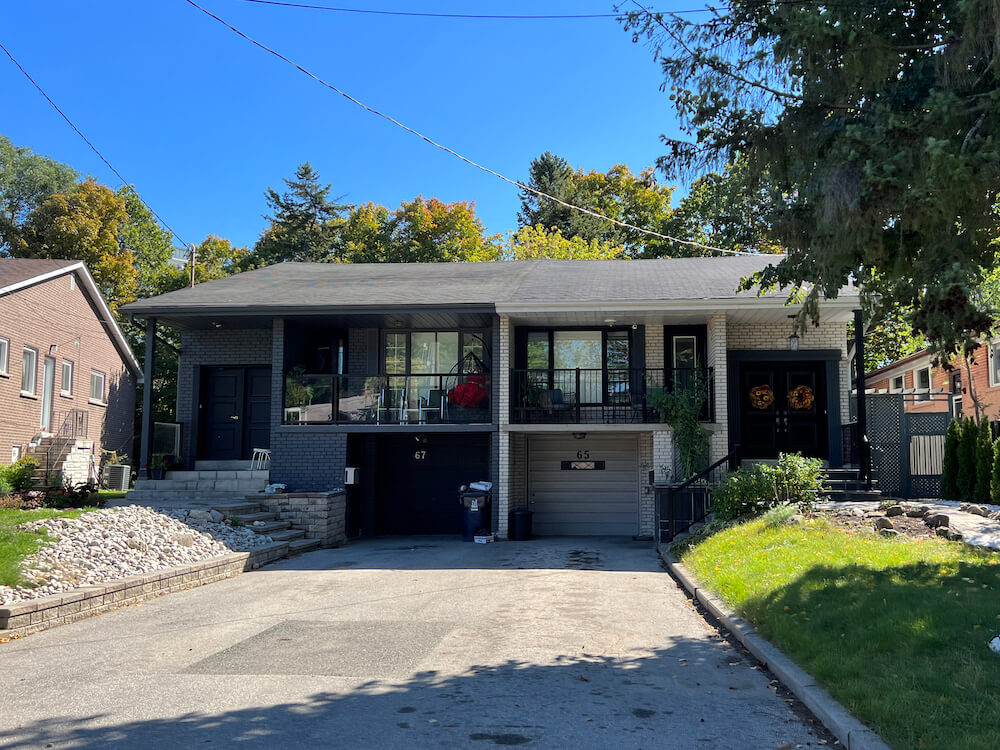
0;40;189;248
235;0;630;18
185;0;754;256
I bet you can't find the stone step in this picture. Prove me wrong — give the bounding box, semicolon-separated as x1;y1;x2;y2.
211;501;263;516
268;528;306;542
824;479;880;491
288;538;321;555
824;489;884;502
231;512;277;524
247;520;292;534
125;490;257;503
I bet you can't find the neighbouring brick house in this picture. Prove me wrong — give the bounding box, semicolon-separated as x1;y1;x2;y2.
122;257;858;539
0;259;140;484
866;343;1000;420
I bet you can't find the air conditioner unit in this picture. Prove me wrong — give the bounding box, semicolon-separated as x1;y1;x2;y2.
104;464;131;491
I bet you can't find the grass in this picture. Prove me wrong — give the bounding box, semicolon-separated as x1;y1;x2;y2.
681;506;1000;750
0;508;95;588
91;490;126;503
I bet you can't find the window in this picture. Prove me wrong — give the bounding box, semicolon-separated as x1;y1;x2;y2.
61;360;73;395
520;329;632;405
891;375;904;393
990;342;1000;388
673;336;698;370
89;370;106;403
0;337;8;375
914;366;932;401
21;347;37;394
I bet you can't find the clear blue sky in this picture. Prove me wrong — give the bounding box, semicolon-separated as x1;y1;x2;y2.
2;1;697;249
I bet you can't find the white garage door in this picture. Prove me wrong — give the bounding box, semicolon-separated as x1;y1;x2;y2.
527;434;639;536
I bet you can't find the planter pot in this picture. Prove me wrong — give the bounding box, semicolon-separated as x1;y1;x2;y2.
151;468;165;480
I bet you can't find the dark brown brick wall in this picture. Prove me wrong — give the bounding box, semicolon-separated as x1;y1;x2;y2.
0;270;136;468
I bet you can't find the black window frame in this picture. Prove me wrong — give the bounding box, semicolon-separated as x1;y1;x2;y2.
380;328;490;376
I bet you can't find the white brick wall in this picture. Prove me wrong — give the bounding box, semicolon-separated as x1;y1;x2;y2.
638;432;654;536
652;430;674;482
645;325;664;369
707;313;728;464
496;430;509;538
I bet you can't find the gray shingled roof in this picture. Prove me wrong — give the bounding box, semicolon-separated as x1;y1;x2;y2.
0;258;79;292
122;256;855;316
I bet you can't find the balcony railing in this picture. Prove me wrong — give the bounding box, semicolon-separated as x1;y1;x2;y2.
283;372;492;425
510;367;714;425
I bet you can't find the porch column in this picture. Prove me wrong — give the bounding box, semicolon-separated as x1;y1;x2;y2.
853;309;872;488
496;314;511;538
140;317;157;480
706;312;728;464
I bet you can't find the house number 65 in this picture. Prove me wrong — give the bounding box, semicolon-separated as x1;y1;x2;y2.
576;450;590;459
414;450;427;460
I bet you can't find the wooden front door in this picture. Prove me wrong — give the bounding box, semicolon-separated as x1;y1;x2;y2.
200;366;271;460
739;362;827;459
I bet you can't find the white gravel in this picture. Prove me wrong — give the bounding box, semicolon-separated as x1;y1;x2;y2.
1;505;273;605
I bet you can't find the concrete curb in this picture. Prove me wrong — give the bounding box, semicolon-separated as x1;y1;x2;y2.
662;550;891;750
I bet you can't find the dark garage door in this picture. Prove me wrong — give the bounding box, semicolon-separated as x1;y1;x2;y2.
376;434;490;535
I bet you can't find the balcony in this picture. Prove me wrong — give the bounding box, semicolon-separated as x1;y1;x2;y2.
282;371;492;425
510;368;714;425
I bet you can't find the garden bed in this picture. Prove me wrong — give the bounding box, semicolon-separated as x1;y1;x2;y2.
680;507;1000;750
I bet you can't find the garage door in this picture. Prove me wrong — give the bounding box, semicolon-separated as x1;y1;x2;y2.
376;434;490;535
528;434;638;536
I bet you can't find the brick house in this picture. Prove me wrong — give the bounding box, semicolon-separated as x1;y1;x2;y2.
866;343;1000;419
122;257;857;539
0;259;140;484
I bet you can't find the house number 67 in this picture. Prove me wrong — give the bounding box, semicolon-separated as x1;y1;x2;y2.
414;450;427;460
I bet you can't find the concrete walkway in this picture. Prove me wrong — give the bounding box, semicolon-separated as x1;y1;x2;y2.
818;499;1000;550
1;537;829;749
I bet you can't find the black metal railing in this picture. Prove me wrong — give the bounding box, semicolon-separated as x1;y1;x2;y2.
282;372;492;425
654;446;739;544
510;367;713;425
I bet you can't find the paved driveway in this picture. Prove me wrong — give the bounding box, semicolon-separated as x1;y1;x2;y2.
1;538;827;749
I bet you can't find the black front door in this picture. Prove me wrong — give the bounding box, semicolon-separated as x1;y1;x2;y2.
375;434;489;535
739;362;827;459
200;366;271;460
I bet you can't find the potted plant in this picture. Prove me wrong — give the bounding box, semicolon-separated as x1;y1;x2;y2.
150;453;169;480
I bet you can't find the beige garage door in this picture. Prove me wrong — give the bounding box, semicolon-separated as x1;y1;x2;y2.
527;434;639;536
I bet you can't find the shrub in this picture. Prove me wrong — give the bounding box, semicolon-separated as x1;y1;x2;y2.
957;418;979;501
975;419;993;503
941;419;961;500
43;481;102;509
992;438;1000;504
712;452;824;521
648;373;711;480
0;475;11;497
0;456;38;492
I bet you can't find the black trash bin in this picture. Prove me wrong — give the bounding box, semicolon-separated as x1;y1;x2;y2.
459;490;491;542
509;509;533;541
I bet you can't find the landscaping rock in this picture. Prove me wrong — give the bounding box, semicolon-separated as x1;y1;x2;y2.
925;514;950;528
187;510;213;523
946;529;964;542
209;509;225;523
905;506;929;518
874;517;895;530
0;505;274;606
885;505;904;517
936;526;952;538
968;505;991;518
879;528;900;537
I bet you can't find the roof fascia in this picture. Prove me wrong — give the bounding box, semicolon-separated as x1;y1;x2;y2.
0;262;83;297
494;296;861;314
74;266;142;377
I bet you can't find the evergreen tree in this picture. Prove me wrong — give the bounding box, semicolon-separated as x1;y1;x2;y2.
991;437;1000;504
940;419;961;501
975;419;993;503
957;419;979;501
251;163;348;266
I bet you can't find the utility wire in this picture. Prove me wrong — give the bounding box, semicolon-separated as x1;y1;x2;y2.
0;40;189;248
185;0;753;255
235;0;630;18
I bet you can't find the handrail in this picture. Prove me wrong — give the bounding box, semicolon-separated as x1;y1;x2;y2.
667;445;739;493
657;445;739;544
44;409;89;485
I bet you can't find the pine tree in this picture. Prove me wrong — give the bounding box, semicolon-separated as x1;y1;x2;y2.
991;437;1000;504
957;418;979;501
975;419;993;503
940;419;961;500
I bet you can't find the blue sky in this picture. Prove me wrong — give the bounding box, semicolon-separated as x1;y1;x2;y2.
2;1;697;249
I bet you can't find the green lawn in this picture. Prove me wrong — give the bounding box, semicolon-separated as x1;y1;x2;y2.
91;490;126;503
681;507;1000;750
0;508;95;588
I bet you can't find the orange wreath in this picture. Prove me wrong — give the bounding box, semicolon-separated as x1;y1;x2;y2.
749;384;774;409
788;385;815;411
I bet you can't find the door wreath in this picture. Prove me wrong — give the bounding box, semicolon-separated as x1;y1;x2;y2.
788;384;815;410
749;384;774;409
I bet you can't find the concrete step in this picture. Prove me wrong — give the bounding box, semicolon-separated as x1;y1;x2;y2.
231;512;277;524
824;479;880;491
247;520;292;534
268;528;306;542
211;501;263;516
288;538;321;555
126;490;257;503
823;489;884;502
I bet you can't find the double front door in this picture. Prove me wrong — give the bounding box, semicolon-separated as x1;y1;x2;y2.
200;367;271;460
739;362;828;459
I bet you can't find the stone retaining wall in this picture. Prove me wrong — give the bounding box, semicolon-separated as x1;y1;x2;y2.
259;491;347;547
0;541;289;637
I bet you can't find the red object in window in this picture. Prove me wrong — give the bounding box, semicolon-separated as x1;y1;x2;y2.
449;380;487;408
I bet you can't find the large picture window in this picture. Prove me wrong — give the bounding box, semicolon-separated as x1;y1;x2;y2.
520;329;633;405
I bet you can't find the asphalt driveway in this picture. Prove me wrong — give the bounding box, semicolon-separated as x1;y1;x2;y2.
1;538;828;749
